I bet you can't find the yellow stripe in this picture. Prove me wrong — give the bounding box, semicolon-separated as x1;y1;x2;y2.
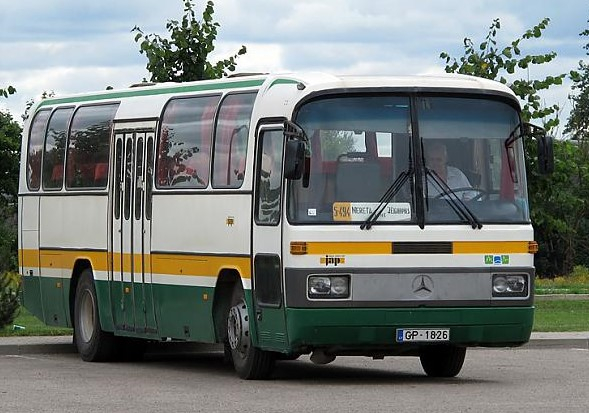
21;249;40;268
452;241;529;254
151;254;251;279
298;241;530;255
305;242;392;255
19;249;250;279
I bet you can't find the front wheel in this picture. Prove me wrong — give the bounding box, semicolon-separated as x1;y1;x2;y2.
419;345;466;377
226;284;275;379
74;269;116;362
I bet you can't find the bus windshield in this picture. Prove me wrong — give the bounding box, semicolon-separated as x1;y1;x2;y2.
287;95;530;225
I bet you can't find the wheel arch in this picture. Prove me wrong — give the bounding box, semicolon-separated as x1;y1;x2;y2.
212;268;245;343
69;258;114;332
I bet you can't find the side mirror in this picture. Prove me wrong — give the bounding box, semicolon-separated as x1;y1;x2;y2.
537;134;554;174
284;140;305;180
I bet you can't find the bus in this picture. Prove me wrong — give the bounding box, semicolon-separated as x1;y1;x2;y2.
18;72;553;379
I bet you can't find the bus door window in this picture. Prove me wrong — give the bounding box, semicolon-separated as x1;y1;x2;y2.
145;136;154;220
124;136;133;221
135;136;144;221
114;139;123;220
255;130;284;225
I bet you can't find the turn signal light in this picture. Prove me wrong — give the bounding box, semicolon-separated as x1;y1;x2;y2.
290;242;308;255
528;241;539;254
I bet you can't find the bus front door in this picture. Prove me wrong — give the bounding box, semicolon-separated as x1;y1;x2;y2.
111;128;157;336
251;126;288;352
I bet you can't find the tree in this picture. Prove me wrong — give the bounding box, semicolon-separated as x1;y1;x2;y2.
132;0;247;82
440;18;582;276
565;20;589;142
0;88;20;328
440;18;572;132
0;111;22;216
0;86;16;98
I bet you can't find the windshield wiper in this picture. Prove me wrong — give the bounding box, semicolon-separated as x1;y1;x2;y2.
426;169;482;229
360;167;413;230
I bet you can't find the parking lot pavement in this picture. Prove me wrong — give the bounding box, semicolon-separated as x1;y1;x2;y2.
1;332;587;356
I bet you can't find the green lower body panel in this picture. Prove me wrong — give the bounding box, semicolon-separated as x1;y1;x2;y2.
285;306;534;354
21;275;71;327
21;275;44;322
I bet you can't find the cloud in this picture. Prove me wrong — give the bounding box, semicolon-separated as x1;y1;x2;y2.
1;0;587;137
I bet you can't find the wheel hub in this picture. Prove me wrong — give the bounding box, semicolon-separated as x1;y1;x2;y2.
227;301;250;355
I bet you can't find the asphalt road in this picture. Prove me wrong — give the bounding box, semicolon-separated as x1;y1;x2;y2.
1;347;588;413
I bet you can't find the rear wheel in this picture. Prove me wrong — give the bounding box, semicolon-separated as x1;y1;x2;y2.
74;269;116;362
226;284;275;379
419;345;466;377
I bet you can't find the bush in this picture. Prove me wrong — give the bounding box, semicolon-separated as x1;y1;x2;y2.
0;271;20;329
535;265;589;294
0;215;18;274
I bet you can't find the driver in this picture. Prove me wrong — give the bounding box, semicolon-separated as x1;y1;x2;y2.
425;142;474;200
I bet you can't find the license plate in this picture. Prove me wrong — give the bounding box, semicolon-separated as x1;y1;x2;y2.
396;328;450;342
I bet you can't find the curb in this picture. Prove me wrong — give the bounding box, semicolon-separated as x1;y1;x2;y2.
1;333;588;356
524;332;589;350
0;336;76;356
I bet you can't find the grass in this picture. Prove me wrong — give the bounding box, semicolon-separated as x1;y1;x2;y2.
2;299;587;337
533;299;589;332
535;266;589;295
0;307;72;337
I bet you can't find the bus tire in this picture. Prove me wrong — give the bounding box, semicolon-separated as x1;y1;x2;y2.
226;284;275;379
74;269;116;362
419;345;466;378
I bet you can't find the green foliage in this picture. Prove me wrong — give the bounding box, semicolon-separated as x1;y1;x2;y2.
0;217;18;274
527;139;589;276
565;20;589;141
320;130;356;161
132;0;247;82
0;272;20;329
0;86;16;98
440;18;575;132
536;265;589;294
0;111;22;214
440;18;589;277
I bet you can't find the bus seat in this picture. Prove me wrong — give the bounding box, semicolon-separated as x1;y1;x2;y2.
94;163;108;185
335;152;382;202
51;164;64;182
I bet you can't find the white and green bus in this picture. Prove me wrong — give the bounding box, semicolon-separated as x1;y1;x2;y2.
18;72;553;379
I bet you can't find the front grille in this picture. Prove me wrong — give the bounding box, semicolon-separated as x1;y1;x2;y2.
392;242;453;254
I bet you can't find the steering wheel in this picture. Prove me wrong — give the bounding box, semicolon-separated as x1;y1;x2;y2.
433;187;488;201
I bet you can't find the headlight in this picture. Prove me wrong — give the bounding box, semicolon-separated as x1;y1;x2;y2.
492;274;528;297
308;275;350;299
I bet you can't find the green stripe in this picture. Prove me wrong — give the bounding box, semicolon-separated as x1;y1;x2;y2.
38;78;267;108
269;78;301;89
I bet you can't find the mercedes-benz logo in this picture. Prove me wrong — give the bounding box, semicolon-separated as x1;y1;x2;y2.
412;275;434;298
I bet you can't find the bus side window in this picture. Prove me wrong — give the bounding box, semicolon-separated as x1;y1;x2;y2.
27;110;51;191
66;104;119;190
42;107;73;190
212;92;257;189
156;95;219;189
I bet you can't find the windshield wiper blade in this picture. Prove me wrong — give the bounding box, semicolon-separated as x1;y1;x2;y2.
360;168;413;230
426;169;482;229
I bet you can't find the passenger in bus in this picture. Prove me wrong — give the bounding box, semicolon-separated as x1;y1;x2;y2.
424;142;474;200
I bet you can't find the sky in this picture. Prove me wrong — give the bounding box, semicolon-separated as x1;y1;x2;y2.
0;0;587;137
